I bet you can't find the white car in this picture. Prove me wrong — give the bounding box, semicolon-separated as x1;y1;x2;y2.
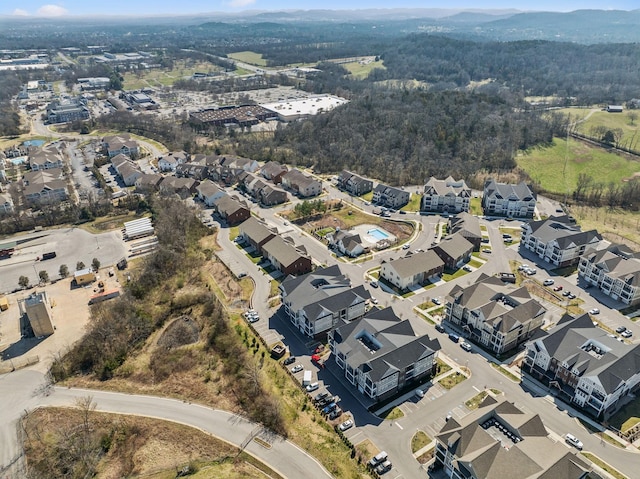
291;364;303;373
460;341;472;352
543;279;554;286
565;433;583;450
338;419;354;431
589;308;600;315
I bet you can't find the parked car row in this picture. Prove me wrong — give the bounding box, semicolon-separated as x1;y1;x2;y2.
243;309;259;323
369;451;392;475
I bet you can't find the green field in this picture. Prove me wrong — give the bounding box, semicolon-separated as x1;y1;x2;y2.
401;193;422;212
560;107;640;151
227;51;268;67
122;60;221;90
342;60;386;79
516;137;640;195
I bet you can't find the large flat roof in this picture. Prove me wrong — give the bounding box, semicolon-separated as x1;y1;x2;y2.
260;95;348;119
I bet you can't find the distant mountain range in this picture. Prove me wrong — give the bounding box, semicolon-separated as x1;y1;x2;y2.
2;8;640;43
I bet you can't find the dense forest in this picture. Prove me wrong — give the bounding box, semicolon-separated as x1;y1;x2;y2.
238;87;562;185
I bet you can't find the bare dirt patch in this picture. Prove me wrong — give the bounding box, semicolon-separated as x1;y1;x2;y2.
157;316;200;349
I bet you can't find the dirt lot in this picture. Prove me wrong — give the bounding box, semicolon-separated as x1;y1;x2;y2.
0;269;121;374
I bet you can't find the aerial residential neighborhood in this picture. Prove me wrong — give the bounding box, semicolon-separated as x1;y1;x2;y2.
1;5;640;479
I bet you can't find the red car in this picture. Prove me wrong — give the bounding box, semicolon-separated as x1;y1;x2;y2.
553;285;563;291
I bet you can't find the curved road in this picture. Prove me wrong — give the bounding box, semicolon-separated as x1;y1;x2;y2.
33;386;333;479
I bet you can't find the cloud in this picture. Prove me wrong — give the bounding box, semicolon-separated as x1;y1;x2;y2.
36;4;68;16
227;0;257;7
12;8;30;15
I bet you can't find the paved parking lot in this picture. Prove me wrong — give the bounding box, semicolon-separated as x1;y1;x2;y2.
0;228;127;294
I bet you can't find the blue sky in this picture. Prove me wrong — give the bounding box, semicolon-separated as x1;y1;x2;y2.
3;1;637;17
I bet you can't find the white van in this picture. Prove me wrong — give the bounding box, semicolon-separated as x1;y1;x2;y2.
306;382;319;392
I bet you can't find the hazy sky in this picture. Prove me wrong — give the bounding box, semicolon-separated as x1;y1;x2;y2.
3;1;637;17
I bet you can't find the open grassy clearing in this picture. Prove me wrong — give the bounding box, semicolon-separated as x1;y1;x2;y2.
411;431;432;453
227;51;268;66
561;107;640;151
122;60;221;90
401;193;422;212
360;191;374;202
571;205;640;248
516;137;640;195
438;371;466;390
469;197;483;215
343;60;386;79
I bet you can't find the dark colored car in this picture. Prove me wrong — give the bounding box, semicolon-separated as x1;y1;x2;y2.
283;356;296;366
435;323;446;333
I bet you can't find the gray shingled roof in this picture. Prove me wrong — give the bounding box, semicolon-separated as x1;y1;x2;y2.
262;235;309;268
385;250;444;279
436;398;590;479
424;176;470;197
332;307;440;382
484;179;536;201
449;212;482;239
240;217;276;245
537;313;640;394
525;215;601;249
433;233;473;261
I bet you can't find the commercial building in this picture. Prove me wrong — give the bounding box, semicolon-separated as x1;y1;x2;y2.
74;268;96;286
521;215;602;268
445;274;547;355
421;176;471;214
46;98;89;124
523;313;640;419
578;244;640;306
329;307;441;402
482;179;536;219
189;105;274;127
77;77;110;90
260;95;348;122
433;395;598;479
19;292;54;337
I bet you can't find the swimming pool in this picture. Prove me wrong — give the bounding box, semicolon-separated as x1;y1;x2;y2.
368;228;389;241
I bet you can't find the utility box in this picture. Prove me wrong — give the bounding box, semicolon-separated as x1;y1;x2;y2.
0;296;9;311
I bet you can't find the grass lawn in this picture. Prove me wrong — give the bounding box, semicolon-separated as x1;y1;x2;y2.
470;197;483;215
435;358;452;376
516;137;640;196
343;60;386;79
269;280;280;298
580;452;628;479
465;391;489;410
227;51;268;66
438;371;467;390
469;259;483;268
228;226;240;241
401;193;422;212
442;269;468;281
572;205;640;247
379;406;404;421
411;431;432;454
360;191;374;202
122;60;220;90
562;107;640;152
490;363;520;382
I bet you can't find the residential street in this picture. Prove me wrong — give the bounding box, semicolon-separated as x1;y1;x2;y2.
2;179;639;479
